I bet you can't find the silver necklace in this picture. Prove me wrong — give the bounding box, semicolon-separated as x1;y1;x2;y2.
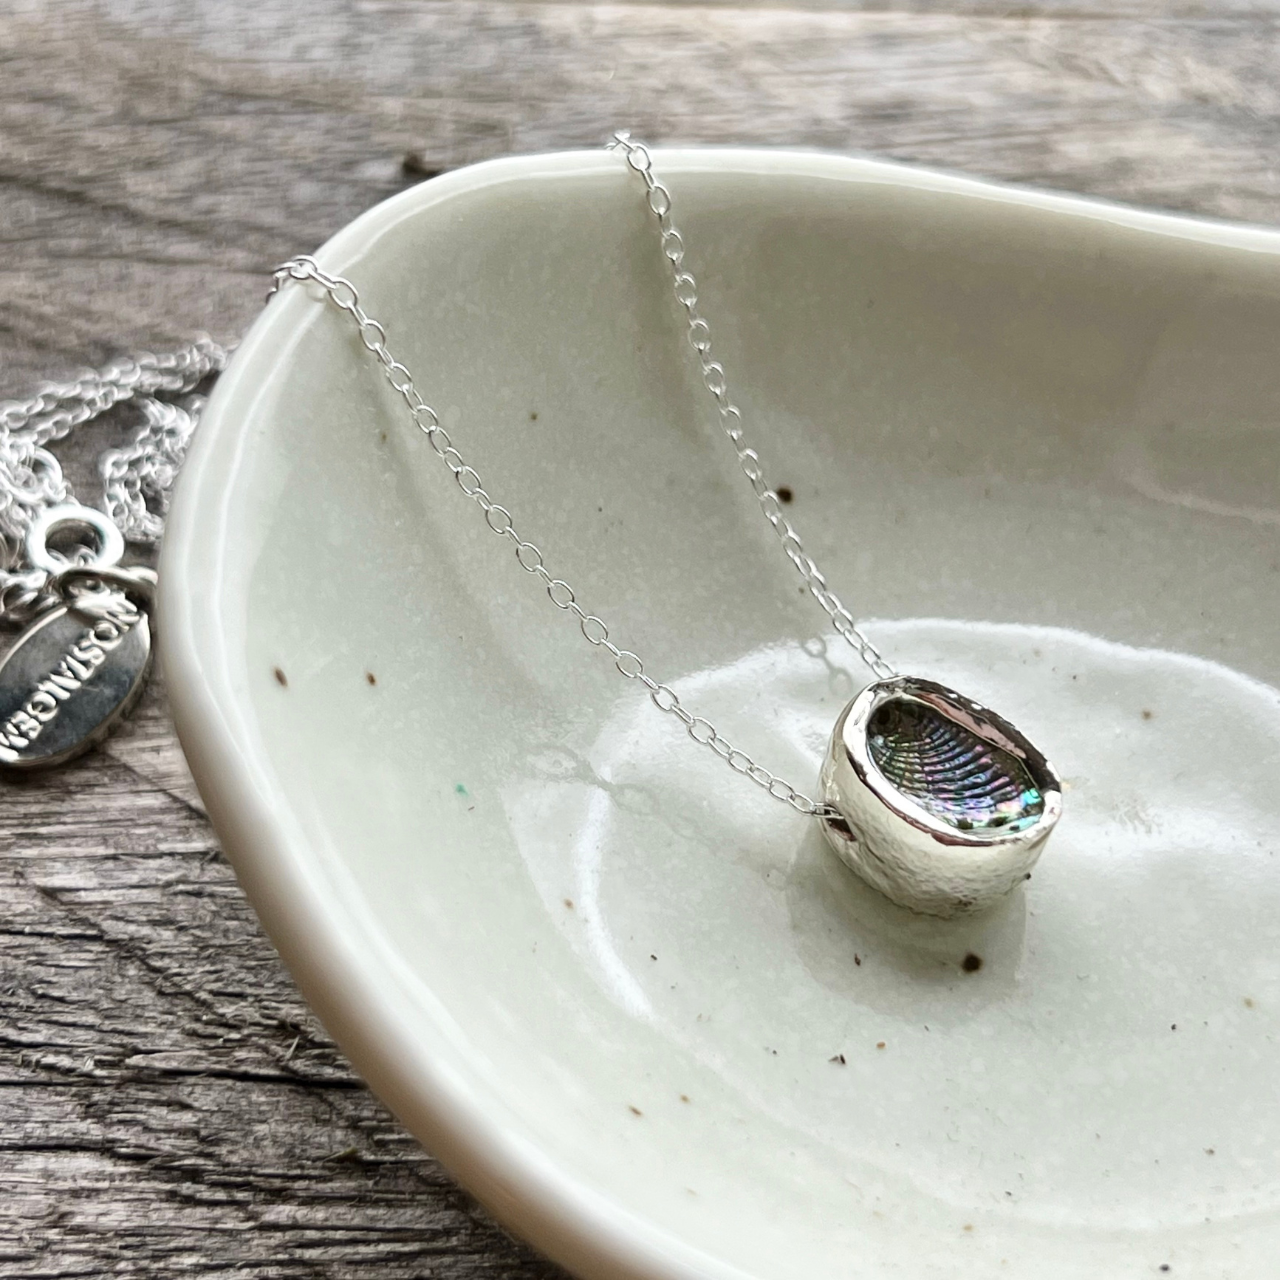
0;339;228;767
0;136;1060;918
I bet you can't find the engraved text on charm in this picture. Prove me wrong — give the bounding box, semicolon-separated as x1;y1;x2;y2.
0;593;152;770
820;677;1062;918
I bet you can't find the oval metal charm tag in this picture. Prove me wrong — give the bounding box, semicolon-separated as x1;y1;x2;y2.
0;594;151;770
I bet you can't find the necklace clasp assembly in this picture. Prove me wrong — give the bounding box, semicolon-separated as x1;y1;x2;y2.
0;502;154;770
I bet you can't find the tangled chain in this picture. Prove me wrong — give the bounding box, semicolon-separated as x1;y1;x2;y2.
0;336;228;617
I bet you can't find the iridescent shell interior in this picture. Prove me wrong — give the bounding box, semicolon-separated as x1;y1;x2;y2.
866;697;1045;833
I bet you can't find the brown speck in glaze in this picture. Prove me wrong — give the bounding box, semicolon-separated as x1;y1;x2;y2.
680;1094;690;1103
854;954;862;966
829;1053;846;1065
366;672;377;686
530;411;538;421
963;1224;973;1233
876;1041;886;1050
962;953;983;973
273;667;288;687
1142;709;1153;720
628;1105;642;1117
1245;997;1256;1009
776;485;793;504
650;954;658;961
563;898;574;910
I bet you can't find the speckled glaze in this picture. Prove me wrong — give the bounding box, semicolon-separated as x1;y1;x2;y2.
161;150;1280;1279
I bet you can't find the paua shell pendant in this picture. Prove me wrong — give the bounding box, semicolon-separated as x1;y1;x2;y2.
820;677;1062;918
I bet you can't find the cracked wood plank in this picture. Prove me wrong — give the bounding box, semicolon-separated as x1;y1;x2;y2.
1;1;1278;1276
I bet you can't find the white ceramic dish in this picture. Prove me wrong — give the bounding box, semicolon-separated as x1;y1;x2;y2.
161;149;1280;1279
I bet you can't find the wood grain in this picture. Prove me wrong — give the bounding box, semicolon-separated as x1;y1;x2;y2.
2;1;1278;1275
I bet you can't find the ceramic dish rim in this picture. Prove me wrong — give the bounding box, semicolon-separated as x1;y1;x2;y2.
159;146;1280;1280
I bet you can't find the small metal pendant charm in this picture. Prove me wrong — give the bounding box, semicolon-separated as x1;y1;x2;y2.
0;503;154;771
0;588;152;768
0;594;151;769
820;676;1062;918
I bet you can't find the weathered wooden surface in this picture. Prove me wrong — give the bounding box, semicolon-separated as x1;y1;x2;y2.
2;1;1279;1275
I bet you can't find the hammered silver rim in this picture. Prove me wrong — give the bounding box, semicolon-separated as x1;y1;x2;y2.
844;678;1062;846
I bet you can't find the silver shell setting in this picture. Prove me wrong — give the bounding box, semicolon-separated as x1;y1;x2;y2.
820;677;1062;918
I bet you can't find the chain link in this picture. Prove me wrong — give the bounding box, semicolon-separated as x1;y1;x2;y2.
607;132;897;684
271;254;836;817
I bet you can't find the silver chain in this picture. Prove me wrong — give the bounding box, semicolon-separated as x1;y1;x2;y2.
607;133;896;683
0;136;886;812
0;336;229;618
270;251;839;816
